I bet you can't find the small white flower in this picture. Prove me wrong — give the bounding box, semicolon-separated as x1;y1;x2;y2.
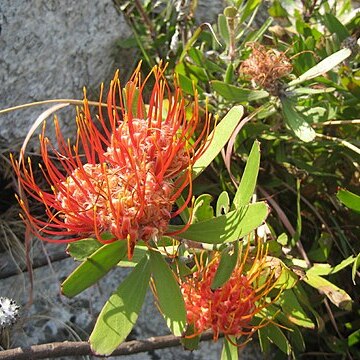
0;297;20;328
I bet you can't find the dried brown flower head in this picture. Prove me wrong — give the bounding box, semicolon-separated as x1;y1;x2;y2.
240;43;293;96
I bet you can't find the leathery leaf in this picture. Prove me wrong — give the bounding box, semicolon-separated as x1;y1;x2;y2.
211;241;239;290
89;255;151;356
168;202;269;244
149;250;186;336
62;240;127;298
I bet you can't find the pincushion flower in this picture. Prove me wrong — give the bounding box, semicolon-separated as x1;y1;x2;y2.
12;63;211;258
180;243;280;343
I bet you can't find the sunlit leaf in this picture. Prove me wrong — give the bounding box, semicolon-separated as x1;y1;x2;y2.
168;202;269;244
232;140;260;209
288;48;352;87
193;194;214;223
218;14;230;45
337;189;360;213
62;241;127;298
279;289;315;329
89;255;151;356
281;97;316;142
292;87;336;95
118;245;148;267
306;256;355;276
352;253;360;285
66;238;102;261
211;242;239;289
348;328;360;347
149;250;186;336
267;256;298;289
239;0;261;23
192;106;244;178
216;191;230;216
221;337;238;360
304;273;353;310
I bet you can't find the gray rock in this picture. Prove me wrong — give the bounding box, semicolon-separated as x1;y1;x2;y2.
0;0;132;141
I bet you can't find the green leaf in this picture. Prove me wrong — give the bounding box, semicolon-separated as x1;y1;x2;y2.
118;245;148;267
260;304;305;352
348;328;360;347
292;87;336;95
168;202;269;244
323;13;350;42
192;106;244;178
307;256;355;276
177;73;203;96
181;324;200;350
66;238;102;261
246;17;273;44
216;191;230;217
193;194;214;223
258;325;271;353
258;324;291;354
268;0;289;18
277;233;288;246
224;63;234;84
232;140;260;209
239;0;261;23
149;250;186;336
352;253;360;285
89;255;151;356
211;242;239;289
337;189;360;213
304;273;353;310
221;337;238;360
280;289;315;329
218;14;230;45
212;81;269;102
281;97;316;142
267;258;298;289
289;325;306;352
288;48;352;87
62;241;127;298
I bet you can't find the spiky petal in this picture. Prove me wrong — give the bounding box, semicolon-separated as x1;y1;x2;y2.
12;63;211;258
180;243;280;342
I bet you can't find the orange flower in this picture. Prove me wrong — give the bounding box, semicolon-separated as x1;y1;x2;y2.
12;63;211;258
180;243;279;343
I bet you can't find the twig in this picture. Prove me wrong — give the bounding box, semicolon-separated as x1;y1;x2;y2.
312;119;360;126
0;99;109;115
0;332;215;360
316;133;360;156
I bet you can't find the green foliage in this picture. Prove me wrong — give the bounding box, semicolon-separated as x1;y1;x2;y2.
89;255;151;355
221;337;238;360
149;250;187;336
168;202;269;244
62;241;127;298
57;0;360;358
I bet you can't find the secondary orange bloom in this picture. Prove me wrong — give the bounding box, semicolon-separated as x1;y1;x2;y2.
180;243;280;343
12;63;211;258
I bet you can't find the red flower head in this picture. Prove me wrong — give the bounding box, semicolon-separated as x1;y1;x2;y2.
12;63;211;258
180;243;280;343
